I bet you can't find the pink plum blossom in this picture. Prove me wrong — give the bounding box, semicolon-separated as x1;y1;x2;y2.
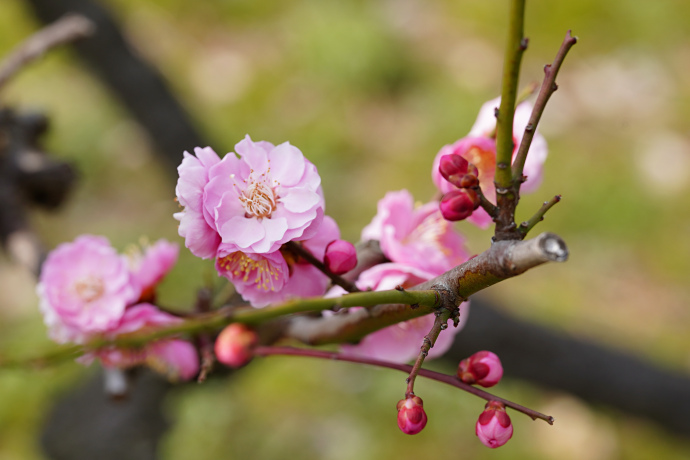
476;401;513;448
204;135;324;254
127;239;179;303
174;147;222;259
337;263;470;363
470;96;548;194
89;304;199;381
361;190;469;275
432;97;548;228
457;350;504;388
37;235;136;344
216;216;340;307
397;395;428;435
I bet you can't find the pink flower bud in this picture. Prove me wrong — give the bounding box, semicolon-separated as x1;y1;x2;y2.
396;395;428;435
214;323;258;368
439;189;479;222
476;401;513;448
324;239;358;275
457;350;503;387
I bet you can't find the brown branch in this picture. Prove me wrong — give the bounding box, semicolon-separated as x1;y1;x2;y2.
255;346;554;425
0;15;95;91
286;232;568;345
511;30;578;180
405;310;451;397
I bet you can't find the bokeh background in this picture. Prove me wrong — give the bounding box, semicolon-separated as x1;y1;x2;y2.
1;0;690;458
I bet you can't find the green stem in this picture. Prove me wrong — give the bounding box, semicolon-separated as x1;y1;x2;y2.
495;0;526;190
518;195;562;235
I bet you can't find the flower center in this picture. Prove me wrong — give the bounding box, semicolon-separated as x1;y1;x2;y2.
239;181;277;219
217;252;282;292
74;276;105;302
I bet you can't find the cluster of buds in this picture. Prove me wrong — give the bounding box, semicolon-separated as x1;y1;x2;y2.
438;153;481;222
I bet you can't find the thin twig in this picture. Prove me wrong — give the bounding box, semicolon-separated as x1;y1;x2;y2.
284;241;360;293
512;30;578;179
518;195;562;235
0;15;95;91
255;346;554;425
475;185;498;218
405;310;450;397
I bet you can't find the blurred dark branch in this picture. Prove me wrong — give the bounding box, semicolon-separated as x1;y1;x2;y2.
0;14;94;91
25;0;209;176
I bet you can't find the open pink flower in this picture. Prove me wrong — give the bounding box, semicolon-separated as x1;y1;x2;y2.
127;239;178;303
174;147;222;259
362;190;469;275
204;135;324;254
89;304;199;381
37;235;136;344
337;263;469;363
470;96;548;194
216;216;340;307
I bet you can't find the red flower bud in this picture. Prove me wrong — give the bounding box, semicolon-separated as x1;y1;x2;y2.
476;401;513;448
214;323;258;368
324;239;358;275
396;395;427;435
457;351;503;387
439;189;479;221
439;154;479;189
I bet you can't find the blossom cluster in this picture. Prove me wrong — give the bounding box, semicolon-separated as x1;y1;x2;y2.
37;236;198;381
175;135;344;307
432;97;548;227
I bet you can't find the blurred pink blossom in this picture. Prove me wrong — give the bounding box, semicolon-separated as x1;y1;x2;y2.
204;135;324;254
89;304;199;381
215;323;259;368
174;146;222;259
361;190;469;275
216;216;340;307
127;239;179;303
337;263;469;363
37;235;136;344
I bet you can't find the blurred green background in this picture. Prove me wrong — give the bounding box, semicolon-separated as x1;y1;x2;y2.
1;0;690;458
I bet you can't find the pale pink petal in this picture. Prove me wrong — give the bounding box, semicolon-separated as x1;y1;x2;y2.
235;135;269;173
219;216;265;249
268;142;306;186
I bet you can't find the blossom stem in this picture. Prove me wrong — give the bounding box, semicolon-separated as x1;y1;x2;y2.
254;346;554;425
475;185;498;218
405;309;451;397
284;241;360;293
494;0;526;190
511;31;577;180
518;195;562;236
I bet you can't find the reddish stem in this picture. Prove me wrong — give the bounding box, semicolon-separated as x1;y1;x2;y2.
255;346;554;425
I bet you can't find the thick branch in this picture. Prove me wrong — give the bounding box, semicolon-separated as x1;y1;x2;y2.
286;232;568;345
0;15;94;91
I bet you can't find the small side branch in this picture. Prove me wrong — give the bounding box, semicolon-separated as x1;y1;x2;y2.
405;309;451;397
255;346;554;425
518;195;562;236
0;15;95;91
511;31;578;179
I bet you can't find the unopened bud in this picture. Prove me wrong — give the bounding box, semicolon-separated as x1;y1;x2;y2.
457;351;503;387
214;323;258;368
476;401;513;448
396;395;427;435
439;154;480;189
439;189;479;221
324;240;358;275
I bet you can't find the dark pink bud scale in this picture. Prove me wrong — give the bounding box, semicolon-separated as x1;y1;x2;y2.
457;350;503;387
396;395;428;435
475;401;513;448
439;189;479;222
